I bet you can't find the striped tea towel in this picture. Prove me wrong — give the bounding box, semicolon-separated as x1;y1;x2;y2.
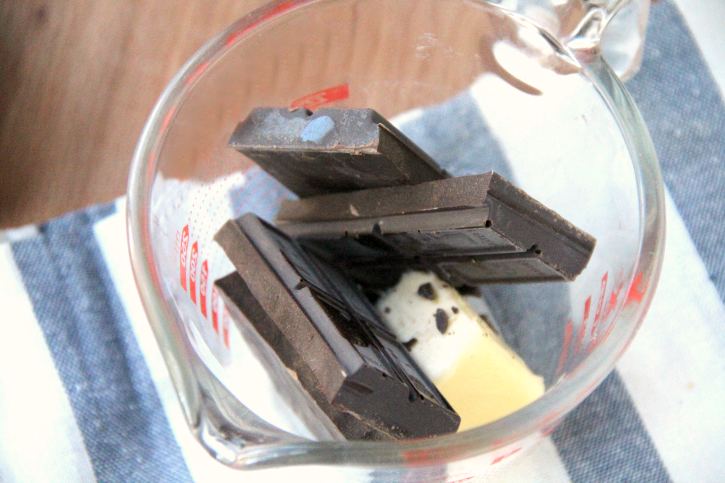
1;2;724;481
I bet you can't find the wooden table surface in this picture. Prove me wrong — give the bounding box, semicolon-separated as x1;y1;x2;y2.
1;1;659;229
0;0;489;229
0;0;267;228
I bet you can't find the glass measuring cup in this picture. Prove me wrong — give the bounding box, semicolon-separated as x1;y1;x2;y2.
126;0;665;480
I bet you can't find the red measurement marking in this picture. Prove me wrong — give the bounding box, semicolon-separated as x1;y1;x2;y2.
450;478;475;483
574;273;606;354
401;448;451;467
596;282;624;348
211;287;220;333
225;1;298;46
179;225;190;291
557;320;573;375
189;242;199;304
574;296;592;354
583;296;592;327
593;272;608;324
626;272;647;305
491;447;522;465
199;260;208;318
184;61;210;87
222;306;231;348
291;84;350;110
602;282;623;323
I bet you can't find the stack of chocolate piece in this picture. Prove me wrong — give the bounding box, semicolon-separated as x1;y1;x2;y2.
214;107;595;441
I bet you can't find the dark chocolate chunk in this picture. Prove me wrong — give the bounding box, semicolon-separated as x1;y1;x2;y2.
228;107;447;198
417;282;436;300
276;172;595;288
215;272;389;441
451;306;459;314
214;213;460;440
402;338;418;351
435;309;448;334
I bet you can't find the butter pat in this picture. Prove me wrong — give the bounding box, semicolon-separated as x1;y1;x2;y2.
376;271;545;431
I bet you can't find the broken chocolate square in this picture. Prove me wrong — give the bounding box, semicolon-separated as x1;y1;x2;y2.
215;271;392;441
275;172;596;288
228;107;447;198
213;213;460;440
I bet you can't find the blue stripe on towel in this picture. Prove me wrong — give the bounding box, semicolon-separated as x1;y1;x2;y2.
628;0;725;301
552;371;672;483
11;205;192;483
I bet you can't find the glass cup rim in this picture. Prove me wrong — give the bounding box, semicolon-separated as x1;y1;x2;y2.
126;0;666;468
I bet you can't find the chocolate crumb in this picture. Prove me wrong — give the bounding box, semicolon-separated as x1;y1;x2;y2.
384;307;391;314
451;306;459;314
458;285;481;296
417;282;436;300
435;309;448;333
402;338;418;351
480;314;499;334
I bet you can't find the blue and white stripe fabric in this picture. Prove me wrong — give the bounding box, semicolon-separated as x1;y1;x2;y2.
2;2;724;481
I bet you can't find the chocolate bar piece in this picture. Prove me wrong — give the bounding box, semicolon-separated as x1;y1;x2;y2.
215;272;389;441
275;172;596;288
213;213;460;440
228;107;447;198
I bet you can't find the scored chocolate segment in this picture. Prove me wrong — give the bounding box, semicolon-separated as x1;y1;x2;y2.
228;107;447;198
215;272;392;441
276;172;596;288
213;213;460;440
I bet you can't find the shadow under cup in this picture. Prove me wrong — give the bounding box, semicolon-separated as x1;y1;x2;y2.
126;0;665;479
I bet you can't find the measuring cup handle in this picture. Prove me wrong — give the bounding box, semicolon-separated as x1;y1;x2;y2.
570;0;651;80
498;0;651;80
